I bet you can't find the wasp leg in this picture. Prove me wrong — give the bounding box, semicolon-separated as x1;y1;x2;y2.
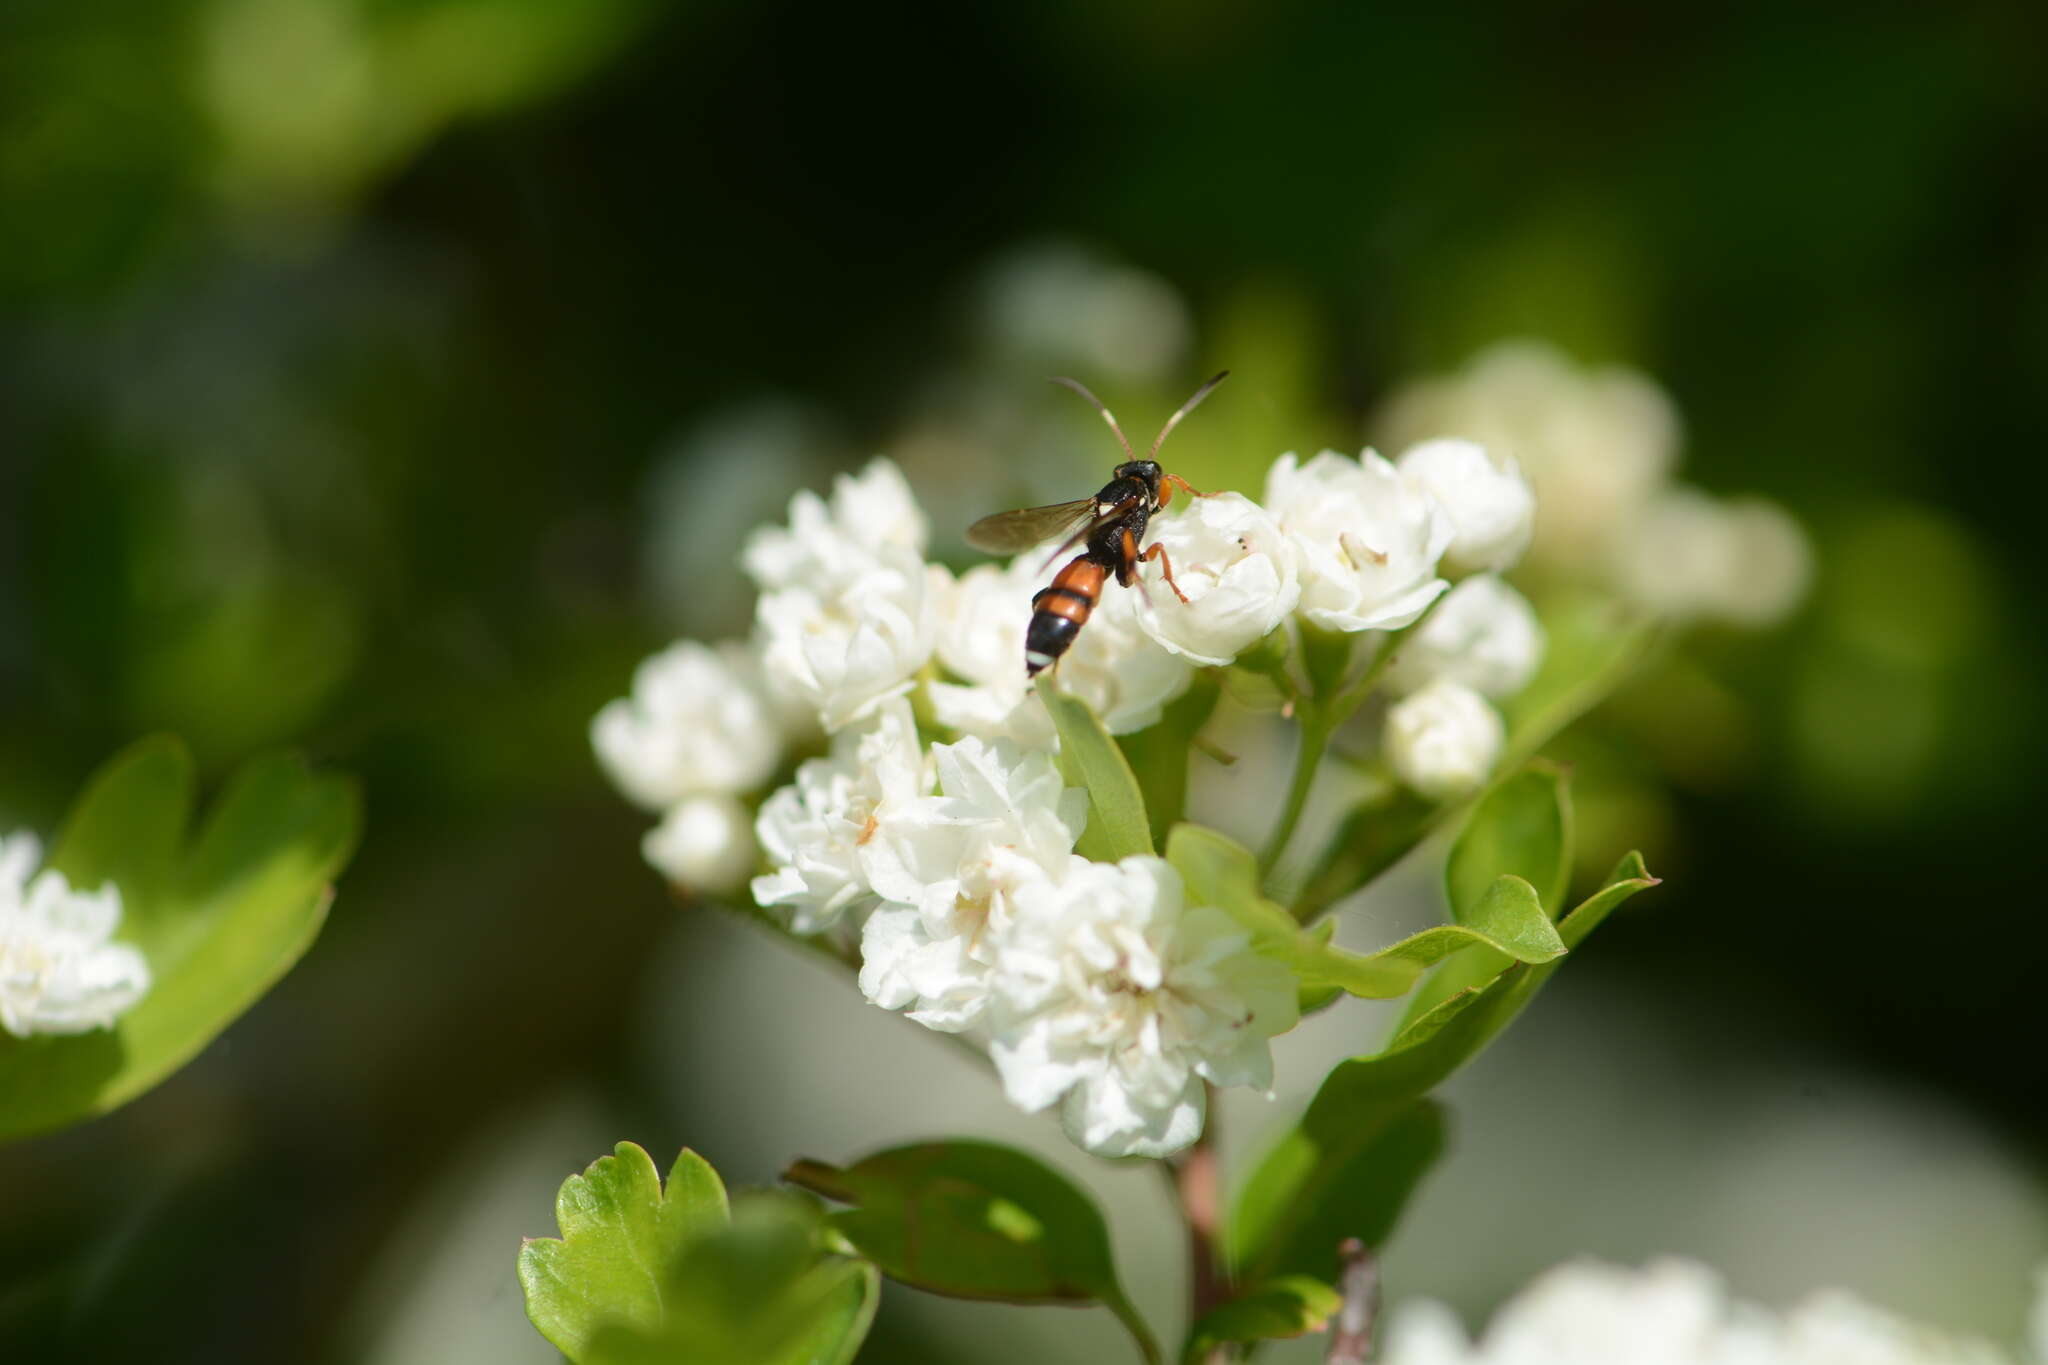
1116;526;1141;584
1114;525;1160;607
1139;541;1191;604
1162;472;1209;503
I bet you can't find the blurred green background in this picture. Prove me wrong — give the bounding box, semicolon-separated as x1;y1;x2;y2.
2;1;2043;1360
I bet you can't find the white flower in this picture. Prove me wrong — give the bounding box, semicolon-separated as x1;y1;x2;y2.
977;242;1191;384
1265;449;1452;633
983;856;1298;1158
591;641;782;810
1386;574;1546;700
1397;437;1536;573
1134;491;1300;666
0;833;151;1038
1375;340;1679;576
741;457;928;594
756;552;944;732
1384;680;1504;799
1380;1258;2019;1365
751;700;929;934
929;559;1193;742
643;794;756;894
858;737;1087;1031
1611;486;1812;627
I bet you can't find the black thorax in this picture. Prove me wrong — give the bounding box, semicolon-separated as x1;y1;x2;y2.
1084;474;1155;579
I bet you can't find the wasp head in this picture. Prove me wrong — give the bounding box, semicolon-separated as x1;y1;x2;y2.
1113;459;1164;502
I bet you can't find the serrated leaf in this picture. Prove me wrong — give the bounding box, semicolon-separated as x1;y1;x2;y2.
1167;826;1557;1002
518;1143;732;1360
0;737;359;1142
1117;671;1220;848
1184;1274;1345;1362
1041;682;1153;860
1232;855;1658;1283
578;1192;879;1365
786;1140;1161;1364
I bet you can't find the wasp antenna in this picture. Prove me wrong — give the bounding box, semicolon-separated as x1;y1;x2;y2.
1050;376;1136;461
1148;369;1230;461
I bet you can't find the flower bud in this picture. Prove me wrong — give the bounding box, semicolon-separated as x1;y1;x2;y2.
643;794;757;895
1384;680;1504;799
1386;574;1545;700
592;641;781;810
1396;438;1536;573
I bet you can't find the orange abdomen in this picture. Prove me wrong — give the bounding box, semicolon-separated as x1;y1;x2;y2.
1025;557;1106;675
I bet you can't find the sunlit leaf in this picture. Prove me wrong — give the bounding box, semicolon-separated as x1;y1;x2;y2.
588;1207;877;1365
1042;682;1154;860
0;737;358;1142
519;1143;731;1359
1232;854;1657;1282
1184;1273;1345;1362
787;1140;1161;1364
521;1144;874;1365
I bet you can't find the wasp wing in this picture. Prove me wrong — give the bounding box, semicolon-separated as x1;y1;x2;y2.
964;498;1100;555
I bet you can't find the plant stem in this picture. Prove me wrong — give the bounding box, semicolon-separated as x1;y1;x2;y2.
1325;1238;1380;1365
1258;704;1331;874
1259;605;1444;877
1170;1086;1228;1352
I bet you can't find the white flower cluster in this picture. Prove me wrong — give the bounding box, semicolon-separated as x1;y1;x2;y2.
0;833;150;1039
1382;1258;2034;1365
596;428;1556;1152
1376;340;1811;626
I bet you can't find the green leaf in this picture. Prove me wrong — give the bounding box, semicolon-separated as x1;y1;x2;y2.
1184;1274;1345;1362
580;1193;879;1365
787;1140;1161;1365
519;1143;732;1360
1400;766;1574;1036
1229;1099;1445;1285
1397;763;1573;1032
1117;670;1220;848
46;734;193;924
0;738;359;1142
1232;855;1658;1282
1446;763;1573;919
1167;825;1557;1002
1041;681;1153;860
